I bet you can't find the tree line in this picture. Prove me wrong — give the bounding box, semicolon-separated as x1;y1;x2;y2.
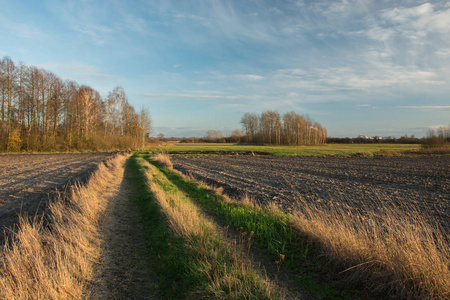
240;111;327;145
422;125;450;148
0;56;151;152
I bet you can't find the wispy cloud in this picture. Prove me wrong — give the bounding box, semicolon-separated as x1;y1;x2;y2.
38;62;99;73
398;106;450;112
153;126;207;137
12;23;48;39
38;62;118;86
74;24;115;45
234;74;264;81
139;92;260;100
429;124;449;130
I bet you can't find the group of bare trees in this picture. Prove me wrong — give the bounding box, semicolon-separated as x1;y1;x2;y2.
423;125;450;148
0;56;151;152
241;111;327;145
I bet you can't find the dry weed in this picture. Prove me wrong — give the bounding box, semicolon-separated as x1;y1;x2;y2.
291;195;450;299
0;154;128;300
152;153;173;169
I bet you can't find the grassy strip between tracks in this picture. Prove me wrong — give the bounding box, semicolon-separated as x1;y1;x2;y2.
147;152;450;300
130;153;284;299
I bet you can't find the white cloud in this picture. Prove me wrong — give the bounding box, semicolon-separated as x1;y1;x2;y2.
37;62;119;88
429;124;449;130
204;1;277;42
139;92;260;100
398;106;450;112
39;62;99;73
382;3;433;23
122;13;148;34
436;49;450;56
12;23;48;39
215;103;245;109
272;64;442;93
234;74;264;81
74;24;115;45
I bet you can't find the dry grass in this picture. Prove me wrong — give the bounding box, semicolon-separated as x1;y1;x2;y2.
0;154;127;300
291;195;450;299
140;158;284;299
152;153;173;169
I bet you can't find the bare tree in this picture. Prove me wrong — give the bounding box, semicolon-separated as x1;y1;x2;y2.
240;112;259;142
205;130;224;142
241;110;327;146
0;56;151;152
260;110;279;144
139;107;152;148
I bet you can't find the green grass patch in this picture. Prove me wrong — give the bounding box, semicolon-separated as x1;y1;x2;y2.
144;154;344;299
150;156;294;257
147;143;420;156
131;153;284;299
127;154;208;299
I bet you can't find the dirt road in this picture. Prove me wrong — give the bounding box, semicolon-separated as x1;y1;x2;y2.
172;155;450;232
0;153;115;243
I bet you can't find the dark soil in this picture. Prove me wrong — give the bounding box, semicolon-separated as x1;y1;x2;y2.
0;153;115;244
167;150;271;155
171;155;450;233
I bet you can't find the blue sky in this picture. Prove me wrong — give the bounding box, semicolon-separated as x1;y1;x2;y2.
1;0;449;138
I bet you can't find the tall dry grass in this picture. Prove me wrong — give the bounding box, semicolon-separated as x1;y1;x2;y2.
0;154;127;300
152;153;173;169
140;158;284;299
291;194;450;299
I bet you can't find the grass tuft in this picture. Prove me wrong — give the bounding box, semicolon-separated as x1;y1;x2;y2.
152;153;173;168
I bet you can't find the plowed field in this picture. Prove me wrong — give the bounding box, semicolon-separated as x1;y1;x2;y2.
0;153;115;243
172;155;450;232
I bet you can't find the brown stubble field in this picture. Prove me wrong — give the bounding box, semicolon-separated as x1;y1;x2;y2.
0;153;115;244
172;155;450;234
171;155;450;297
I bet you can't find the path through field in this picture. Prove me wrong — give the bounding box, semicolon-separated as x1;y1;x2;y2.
90;161;158;299
2;153;449;299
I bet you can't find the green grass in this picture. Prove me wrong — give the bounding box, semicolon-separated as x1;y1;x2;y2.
153;160;294;256
130;153;285;299
146;154;345;299
127;154;208;299
148;143;420;156
137;151;450;299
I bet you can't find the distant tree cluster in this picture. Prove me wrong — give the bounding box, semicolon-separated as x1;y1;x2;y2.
0;56;151;152
327;135;420;144
422;125;450;148
240;111;327;145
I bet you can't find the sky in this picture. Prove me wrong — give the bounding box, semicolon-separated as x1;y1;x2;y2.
1;0;449;138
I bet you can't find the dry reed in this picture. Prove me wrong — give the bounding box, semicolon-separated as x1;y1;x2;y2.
152;153;173;169
291;194;450;299
0;154;127;300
